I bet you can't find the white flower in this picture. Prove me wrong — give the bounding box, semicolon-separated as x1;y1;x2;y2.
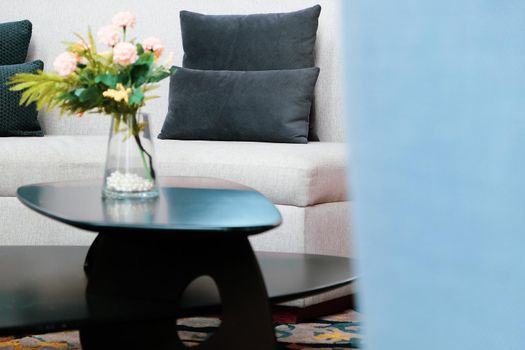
113;42;138;66
53;52;77;76
98;25;120;47
112;12;136;28
142;36;164;59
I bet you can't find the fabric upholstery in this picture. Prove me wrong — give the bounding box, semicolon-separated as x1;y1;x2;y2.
0;20;32;65
0;198;350;256
0;197;96;245
0;60;43;136
180;5;321;70
0;199;350;252
250;202;351;257
0;0;344;141
0;136;348;206
157;140;348;207
159;67;319;143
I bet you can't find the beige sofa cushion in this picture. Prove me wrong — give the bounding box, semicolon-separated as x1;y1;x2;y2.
0;136;347;206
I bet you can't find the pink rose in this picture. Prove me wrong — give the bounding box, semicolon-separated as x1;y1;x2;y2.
113;42;138;66
142;37;164;58
98;25;120;47
112;12;136;28
53;52;78;76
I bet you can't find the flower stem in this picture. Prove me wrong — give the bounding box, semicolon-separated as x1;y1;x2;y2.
128;113;155;181
135;134;155;181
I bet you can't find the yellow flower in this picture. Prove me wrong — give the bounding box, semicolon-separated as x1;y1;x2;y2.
102;83;132;103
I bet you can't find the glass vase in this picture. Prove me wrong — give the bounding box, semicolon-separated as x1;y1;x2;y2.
102;112;159;199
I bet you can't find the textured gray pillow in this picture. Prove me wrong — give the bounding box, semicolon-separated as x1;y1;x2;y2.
180;5;321;71
158;67;320;143
0;60;44;137
0;20;32;65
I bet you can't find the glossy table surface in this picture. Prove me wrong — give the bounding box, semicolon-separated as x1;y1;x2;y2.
0;247;356;336
16;177;282;235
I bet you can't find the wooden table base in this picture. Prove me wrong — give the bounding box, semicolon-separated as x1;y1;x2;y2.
81;233;276;350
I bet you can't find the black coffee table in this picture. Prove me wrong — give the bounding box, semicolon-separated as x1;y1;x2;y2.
11;177;356;350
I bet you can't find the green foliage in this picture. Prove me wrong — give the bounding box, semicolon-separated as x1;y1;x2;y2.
8;27;174;125
129;89;144;107
95;74;118;88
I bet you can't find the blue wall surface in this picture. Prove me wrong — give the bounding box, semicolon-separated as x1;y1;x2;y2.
343;1;525;349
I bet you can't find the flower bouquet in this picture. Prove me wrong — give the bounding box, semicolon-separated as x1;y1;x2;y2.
10;11;175;199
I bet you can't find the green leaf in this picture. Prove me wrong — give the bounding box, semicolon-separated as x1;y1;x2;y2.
73;32;87;46
129;89;144;107
9;81;37;91
137;51;154;66
58;91;78;101
130;64;150;87
143;84;159;92
95;74;118;88
117;71;129;86
136;43;144;55
74;88;86;97
87;27;97;54
147;70;170;83
144;95;160;102
75;86;101;103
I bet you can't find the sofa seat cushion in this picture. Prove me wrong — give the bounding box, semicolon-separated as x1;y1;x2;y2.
0;136;347;206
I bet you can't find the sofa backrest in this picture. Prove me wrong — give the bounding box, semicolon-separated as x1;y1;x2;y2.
1;0;344;142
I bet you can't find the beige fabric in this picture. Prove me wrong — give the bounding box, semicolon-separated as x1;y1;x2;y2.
157;140;348;206
250;202;352;257
0;136;107;197
0;198;350;256
0;0;344;141
0;197;95;245
305;202;352;257
0;136;347;206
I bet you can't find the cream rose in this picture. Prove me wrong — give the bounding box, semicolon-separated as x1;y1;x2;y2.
53;52;78;76
98;25;120;47
142;36;164;59
112;12;136;28
113;42;138;66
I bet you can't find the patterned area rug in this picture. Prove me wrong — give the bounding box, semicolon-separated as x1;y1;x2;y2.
0;309;361;349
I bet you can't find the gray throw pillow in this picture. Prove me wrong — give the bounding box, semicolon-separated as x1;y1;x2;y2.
0;60;44;137
180;5;321;70
0;20;32;65
158;66;320;144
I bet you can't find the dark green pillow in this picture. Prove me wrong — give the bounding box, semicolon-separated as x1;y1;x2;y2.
0;20;32;65
180;5;321;70
158;66;319;144
0;60;44;137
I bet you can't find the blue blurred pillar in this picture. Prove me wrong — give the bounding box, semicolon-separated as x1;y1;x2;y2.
343;1;525;349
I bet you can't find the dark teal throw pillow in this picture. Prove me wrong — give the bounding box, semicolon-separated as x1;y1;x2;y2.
0;20;32;65
180;5;321;71
159;66;320;144
0;60;44;137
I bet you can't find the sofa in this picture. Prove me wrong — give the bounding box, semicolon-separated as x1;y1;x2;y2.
0;0;350;308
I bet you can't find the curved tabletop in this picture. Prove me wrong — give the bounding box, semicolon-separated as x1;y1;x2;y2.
16;177;282;235
0;247;356;336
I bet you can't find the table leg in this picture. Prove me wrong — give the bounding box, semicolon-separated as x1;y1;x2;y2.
80;233;276;350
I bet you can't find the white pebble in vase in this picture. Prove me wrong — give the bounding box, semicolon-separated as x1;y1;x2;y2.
106;171;154;193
